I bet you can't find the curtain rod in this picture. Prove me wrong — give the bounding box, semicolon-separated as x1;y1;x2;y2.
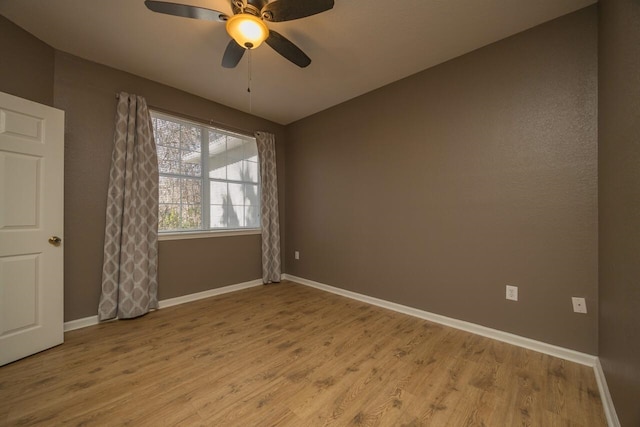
115;93;256;138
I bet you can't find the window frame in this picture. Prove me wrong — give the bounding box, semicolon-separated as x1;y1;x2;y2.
150;110;261;240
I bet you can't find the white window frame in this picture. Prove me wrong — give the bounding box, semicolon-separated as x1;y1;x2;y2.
151;110;261;240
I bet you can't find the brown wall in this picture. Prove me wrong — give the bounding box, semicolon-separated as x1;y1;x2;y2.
598;0;640;425
0;15;54;106
285;7;598;353
53;52;286;321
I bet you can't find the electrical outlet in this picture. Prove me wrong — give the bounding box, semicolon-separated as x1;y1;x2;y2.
506;285;518;301
294;251;300;260
572;297;587;314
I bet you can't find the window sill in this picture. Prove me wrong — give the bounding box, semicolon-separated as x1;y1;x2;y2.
159;229;261;241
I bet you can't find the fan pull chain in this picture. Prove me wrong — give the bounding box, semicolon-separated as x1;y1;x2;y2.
247;48;252;114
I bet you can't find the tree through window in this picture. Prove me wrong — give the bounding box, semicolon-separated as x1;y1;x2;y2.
151;111;260;233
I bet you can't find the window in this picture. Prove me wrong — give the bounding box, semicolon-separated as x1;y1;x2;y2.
151;111;260;235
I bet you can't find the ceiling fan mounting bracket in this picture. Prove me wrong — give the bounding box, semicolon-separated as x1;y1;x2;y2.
243;4;260;17
245;0;270;11
234;0;269;17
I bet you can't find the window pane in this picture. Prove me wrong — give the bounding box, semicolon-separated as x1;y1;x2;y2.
158;176;202;230
155;120;180;148
228;182;244;205
244;141;258;159
181;204;201;230
159;176;180;204
227;137;245;161
210;205;225;228
245;206;260;228
159;204;180;231
210;181;228;205
244;160;259;183
181;155;201;177
211;202;243;229
209;132;226;151
227;160;243;181
181;125;201;152
182;162;201;177
209;165;226;179
208;151;227;179
227;204;243;228
157;146;181;175
181;178;201;205
180;131;201;177
244;184;259;207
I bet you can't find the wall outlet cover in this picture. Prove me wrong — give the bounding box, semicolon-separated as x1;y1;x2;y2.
506;285;518;301
572;297;587;313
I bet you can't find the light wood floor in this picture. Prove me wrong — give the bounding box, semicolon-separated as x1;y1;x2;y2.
0;281;606;426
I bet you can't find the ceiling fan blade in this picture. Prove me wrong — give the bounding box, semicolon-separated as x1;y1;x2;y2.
261;0;334;22
144;0;227;22
222;39;246;68
265;30;311;68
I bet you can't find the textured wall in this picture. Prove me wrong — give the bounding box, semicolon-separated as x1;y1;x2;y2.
0;16;54;106
598;0;640;425
285;7;598;353
53;52;286;321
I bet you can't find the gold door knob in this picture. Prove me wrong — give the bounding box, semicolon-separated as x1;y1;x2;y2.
48;236;62;246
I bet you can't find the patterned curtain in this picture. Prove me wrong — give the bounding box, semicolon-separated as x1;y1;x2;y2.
98;92;159;321
255;131;281;283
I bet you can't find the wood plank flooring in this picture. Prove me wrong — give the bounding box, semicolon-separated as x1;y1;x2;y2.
0;281;606;426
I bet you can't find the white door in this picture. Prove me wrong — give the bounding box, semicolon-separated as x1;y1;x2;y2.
0;91;64;366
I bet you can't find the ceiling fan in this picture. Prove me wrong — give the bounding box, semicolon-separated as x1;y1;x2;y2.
144;0;334;68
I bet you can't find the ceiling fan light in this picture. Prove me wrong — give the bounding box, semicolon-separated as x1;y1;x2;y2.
226;13;269;49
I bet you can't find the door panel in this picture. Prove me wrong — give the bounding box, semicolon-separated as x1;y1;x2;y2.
1;153;39;227
0;254;38;333
0;91;64;366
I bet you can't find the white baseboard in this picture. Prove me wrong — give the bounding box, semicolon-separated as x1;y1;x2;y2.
63;315;100;332
158;279;263;309
282;274;597;367
594;358;621;427
63;278;263;332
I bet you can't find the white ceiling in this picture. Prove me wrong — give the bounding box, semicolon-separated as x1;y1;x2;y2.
0;0;595;125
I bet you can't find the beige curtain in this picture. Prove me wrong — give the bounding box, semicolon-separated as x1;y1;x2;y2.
255;131;281;283
98;92;159;321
